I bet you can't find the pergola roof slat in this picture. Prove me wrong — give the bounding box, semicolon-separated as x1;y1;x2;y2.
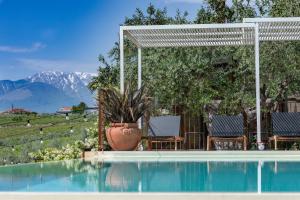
122;17;300;48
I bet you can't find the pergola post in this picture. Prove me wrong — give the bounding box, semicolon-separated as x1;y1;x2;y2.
138;48;142;89
254;23;262;145
120;27;124;94
138;47;142;128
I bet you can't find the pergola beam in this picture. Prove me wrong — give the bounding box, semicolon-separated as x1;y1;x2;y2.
243;17;300;23
139;41;253;48
122;23;255;30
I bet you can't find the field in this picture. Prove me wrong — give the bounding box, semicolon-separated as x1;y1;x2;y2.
0;113;97;165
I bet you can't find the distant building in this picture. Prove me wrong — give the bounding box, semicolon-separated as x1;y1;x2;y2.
2;108;33;115
57;107;73;114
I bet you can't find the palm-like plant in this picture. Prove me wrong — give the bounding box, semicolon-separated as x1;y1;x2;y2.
100;85;152;123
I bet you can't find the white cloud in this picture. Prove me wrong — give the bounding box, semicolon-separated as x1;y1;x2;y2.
0;42;46;53
17;58;97;73
164;0;204;4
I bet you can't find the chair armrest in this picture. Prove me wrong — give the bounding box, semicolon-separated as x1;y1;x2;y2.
184;131;205;134
248;131;270;135
184;132;205;138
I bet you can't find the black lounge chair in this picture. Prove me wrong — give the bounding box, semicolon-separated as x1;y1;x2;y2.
207;115;247;150
147;115;183;150
269;112;300;150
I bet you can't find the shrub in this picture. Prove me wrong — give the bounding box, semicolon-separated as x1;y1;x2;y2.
29;127;99;162
29;144;82;162
12;116;23;122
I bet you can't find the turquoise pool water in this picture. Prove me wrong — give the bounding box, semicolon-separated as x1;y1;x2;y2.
0;160;299;192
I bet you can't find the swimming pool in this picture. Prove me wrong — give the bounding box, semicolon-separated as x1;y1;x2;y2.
1;158;300;193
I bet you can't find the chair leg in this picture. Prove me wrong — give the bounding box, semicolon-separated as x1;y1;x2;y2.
274;136;278;150
243;136;247;151
207;136;210;151
148;139;152;151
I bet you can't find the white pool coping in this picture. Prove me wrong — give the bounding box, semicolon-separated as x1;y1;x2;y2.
2;192;300;200
88;150;300;162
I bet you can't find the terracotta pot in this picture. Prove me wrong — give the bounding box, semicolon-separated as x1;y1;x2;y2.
106;123;141;151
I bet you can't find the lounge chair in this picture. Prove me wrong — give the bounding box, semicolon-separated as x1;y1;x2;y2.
269;112;300;150
207;115;247;150
147;115;184;150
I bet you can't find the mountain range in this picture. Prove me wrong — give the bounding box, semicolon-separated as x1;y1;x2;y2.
0;71;97;113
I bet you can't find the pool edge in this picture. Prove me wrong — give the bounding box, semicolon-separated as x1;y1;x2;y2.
85;151;300;162
2;192;300;200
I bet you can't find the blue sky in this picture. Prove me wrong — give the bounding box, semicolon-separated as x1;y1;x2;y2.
0;0;205;80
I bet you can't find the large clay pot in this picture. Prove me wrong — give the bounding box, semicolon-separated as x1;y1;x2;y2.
106;123;141;151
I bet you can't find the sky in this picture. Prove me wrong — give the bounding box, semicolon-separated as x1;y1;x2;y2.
0;0;206;80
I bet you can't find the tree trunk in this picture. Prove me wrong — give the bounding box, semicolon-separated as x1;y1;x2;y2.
98;89;105;151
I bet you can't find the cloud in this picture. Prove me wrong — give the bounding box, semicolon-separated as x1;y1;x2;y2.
164;0;204;4
0;42;46;53
17;58;96;72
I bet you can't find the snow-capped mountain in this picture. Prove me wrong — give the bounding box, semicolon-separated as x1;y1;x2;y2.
74;72;97;86
26;71;96;105
0;82;79;113
0;71;97;113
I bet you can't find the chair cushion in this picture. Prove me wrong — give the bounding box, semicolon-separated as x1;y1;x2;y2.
148;115;181;137
272;112;300;136
211;115;244;137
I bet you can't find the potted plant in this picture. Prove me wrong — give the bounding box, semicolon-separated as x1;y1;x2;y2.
100;85;151;150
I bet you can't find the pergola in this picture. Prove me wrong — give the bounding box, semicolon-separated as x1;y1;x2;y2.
119;17;300;147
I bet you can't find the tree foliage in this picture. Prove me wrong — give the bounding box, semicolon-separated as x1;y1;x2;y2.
72;102;87;114
88;55;119;92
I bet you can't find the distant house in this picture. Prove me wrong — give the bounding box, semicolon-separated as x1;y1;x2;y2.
2;108;33;115
57;107;73;114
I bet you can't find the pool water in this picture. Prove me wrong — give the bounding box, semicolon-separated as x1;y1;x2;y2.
0;160;299;192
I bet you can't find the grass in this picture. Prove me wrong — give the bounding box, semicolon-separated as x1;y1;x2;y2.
0;113;97;165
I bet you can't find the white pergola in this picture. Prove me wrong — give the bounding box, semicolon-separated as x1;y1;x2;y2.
119;17;300;146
